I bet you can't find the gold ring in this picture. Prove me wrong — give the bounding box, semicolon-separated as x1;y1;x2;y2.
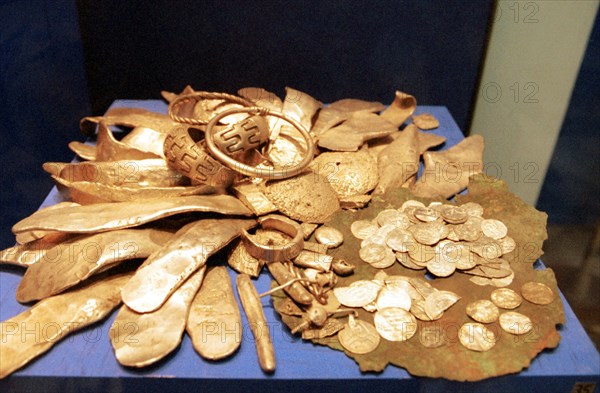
168;91;253;125
163;125;236;188
205;107;315;179
241;214;304;262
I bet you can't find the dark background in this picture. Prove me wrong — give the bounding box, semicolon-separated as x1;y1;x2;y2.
0;0;598;249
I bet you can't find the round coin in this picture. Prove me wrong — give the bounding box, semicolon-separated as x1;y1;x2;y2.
314;226;344;248
491;271;515;287
499;311;533;335
466;300;500;323
458;323;496;352
375;209;408;228
350;220;378;240
408;243;435;262
411;223;443;245
386;228;416;252
521;281;554;305
332;280;382;308
337;315;380;354
424;290;461;320
490;288;523;309
376;286;412;311
374;307;418;342
461;202;484;217
370;247;397;269
414;207;440;222
397;252;426;270
410;299;432;321
401;200;425;211
440;205;468;224
498;236;516;254
426;257;456;278
359;243;387;264
481;219;508;240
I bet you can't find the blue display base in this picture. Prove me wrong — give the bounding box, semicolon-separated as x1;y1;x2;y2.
1;101;598;392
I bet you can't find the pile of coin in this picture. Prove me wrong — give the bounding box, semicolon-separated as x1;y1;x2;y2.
351;200;516;286
331;271;460;353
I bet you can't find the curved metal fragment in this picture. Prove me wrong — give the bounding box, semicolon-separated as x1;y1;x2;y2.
261;171;340;224
95;121;162;161
375;124;420;194
318;112;397;152
411;135;484;198
80;107;177;136
380;90;417;127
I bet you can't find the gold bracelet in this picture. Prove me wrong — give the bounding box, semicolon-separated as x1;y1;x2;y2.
168;91;253;125
163;125;236;188
205;107;315;180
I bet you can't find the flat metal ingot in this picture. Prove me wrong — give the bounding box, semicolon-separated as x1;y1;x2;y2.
213;115;269;155
16;228;174;302
43;159;187;188
121;218;256;313
411;135;484;198
236;273;276;373
0;272;131;379
187;266;242;360
51;175;215;205
12;195;252;235
0;232;72;267
110;267;206;368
